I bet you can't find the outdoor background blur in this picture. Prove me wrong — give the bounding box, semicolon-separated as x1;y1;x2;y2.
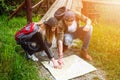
0;0;120;80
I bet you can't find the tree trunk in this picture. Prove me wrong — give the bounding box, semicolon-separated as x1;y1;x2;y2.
25;0;32;23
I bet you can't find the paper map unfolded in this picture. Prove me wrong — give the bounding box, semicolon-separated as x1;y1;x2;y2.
42;55;97;80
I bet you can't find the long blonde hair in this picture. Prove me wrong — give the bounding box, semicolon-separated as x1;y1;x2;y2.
45;25;55;43
44;17;58;43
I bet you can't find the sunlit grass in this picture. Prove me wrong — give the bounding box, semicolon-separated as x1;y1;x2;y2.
89;23;120;80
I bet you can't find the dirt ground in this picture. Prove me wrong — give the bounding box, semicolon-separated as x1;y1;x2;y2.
36;47;106;80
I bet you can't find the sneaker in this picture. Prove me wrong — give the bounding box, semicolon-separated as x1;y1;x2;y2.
28;54;38;61
80;49;92;61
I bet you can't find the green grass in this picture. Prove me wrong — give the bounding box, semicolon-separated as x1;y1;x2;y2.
0;15;120;80
89;23;120;80
0;16;46;80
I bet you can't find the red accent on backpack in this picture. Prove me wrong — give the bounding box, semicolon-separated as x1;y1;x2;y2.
15;22;35;40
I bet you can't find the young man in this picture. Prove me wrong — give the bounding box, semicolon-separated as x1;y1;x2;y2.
56;10;93;65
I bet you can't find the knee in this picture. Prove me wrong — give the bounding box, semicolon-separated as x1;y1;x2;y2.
89;25;93;32
64;34;73;46
88;25;93;35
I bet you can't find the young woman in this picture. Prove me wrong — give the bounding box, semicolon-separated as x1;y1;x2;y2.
21;17;62;69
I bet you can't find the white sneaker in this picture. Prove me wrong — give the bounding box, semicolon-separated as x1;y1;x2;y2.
39;51;47;57
28;54;38;61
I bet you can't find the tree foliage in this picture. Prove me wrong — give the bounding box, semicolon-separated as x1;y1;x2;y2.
0;0;23;15
0;0;55;16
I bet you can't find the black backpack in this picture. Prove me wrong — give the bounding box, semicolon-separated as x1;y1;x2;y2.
15;23;44;55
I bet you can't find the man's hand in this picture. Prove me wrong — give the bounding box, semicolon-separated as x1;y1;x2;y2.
83;24;90;31
58;58;64;66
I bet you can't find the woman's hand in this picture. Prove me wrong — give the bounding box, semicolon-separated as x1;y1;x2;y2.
51;58;62;69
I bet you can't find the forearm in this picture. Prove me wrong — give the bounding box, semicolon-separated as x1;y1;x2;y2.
43;40;54;59
57;40;63;58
